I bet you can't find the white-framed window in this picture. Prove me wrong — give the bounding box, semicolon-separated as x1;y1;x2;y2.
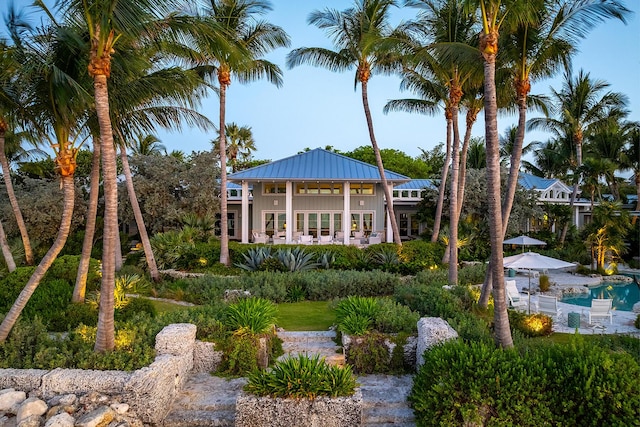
295;182;343;195
350;183;374;195
263;183;286;195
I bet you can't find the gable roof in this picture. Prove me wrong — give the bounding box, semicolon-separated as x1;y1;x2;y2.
228;148;410;183
518;173;560;191
395;179;437;190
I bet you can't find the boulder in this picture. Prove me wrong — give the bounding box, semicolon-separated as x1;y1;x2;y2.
0;389;26;412
416;317;458;369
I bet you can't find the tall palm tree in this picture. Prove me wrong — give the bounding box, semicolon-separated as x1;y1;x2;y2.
621;124;640;224
196;0;289;265
528;69;629;244
0;17;90;342
0;32;35;266
287;0;404;244
60;0;191;352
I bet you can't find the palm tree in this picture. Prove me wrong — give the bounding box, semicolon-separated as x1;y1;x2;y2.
0;219;16;272
0;33;35;266
0;17;89;342
197;0;289;265
215;122;256;172
130;133;166;156
287;0;404;244
528;69;629;244
621;123;640;224
59;0;189;352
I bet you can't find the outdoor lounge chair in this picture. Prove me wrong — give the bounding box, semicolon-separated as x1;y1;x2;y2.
298;235;313;245
252;231;269;244
536;295;561;318
318;235;333;245
368;232;382;245
588;298;613;325
505;280;527;310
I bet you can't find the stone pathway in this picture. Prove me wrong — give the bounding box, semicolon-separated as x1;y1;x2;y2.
163;331;416;426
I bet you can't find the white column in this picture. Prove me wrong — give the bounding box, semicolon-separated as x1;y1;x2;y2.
241;181;249;243
286;181;293;242
343;182;350;245
386;183;393;243
574;205;580;228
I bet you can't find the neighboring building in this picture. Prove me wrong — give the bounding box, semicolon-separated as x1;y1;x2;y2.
225;148;595;243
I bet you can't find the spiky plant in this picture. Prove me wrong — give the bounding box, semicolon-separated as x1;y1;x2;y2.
225;297;277;335
236;247;273;271
275;247;318;272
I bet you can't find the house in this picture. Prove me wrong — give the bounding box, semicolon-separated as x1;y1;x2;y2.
227;148;409;244
224;148;593;243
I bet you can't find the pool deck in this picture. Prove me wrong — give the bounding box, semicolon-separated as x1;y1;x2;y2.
509;270;640;337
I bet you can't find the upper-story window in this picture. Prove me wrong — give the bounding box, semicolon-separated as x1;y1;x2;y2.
296;183;343;194
350;183;374;195
264;183;286;194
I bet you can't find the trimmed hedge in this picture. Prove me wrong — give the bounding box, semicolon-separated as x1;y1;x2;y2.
411;338;640;426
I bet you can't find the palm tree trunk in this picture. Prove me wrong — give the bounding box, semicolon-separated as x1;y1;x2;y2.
479;88;528;307
361;80;401;244
115;236;123;271
0;218;16;272
0;175;74;342
119;144;160;280
456;108;478;221
94;73;116;353
483;53;512;348
560;140;582;244
0;131;34;265
219;83;230;265
448;104;461;285
73;138;101;302
432;114;452;242
633;173;640;225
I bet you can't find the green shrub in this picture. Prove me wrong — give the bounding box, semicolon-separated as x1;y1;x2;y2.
374;297;419;334
116;297;157;321
225;297;277;335
636;314;640;330
245;354;356;398
217;334;259;376
508;311;553;337
411;338;640;426
346;332;392;374
338;313;372;336
538;274;551;292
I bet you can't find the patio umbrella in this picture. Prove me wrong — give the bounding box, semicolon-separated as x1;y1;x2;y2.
503;235;546;253
503;251;575;313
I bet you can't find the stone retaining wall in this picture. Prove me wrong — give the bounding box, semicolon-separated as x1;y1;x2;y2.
0;323;223;425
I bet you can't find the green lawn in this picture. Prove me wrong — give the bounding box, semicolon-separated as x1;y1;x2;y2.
149;299;194;313
276;301;336;331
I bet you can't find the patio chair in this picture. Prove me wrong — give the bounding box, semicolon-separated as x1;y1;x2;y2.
505;280;527;310
252;231;269;244
298;235;313;245
353;231;364;239
588;298;613;325
318;235;333;245
335;231;345;240
368;231;382;245
536;295;561;318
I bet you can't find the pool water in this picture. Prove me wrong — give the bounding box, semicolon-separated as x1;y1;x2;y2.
560;282;640;311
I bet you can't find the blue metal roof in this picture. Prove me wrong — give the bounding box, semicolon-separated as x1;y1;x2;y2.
518;173;558;191
228;148;410;182
395;179;437;190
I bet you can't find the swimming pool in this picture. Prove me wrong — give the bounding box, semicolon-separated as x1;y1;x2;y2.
560;282;640;311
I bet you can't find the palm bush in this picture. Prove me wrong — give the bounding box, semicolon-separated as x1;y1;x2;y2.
245;354;356;398
225;297;278;335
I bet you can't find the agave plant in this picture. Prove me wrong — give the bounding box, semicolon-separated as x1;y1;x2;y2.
371;247;400;267
275;247;318;272
317;252;335;269
236;247;273;271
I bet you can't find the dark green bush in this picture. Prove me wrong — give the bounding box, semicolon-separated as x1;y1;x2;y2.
375;297;419;334
245;354;356;398
346;332;392;374
217;334;259;376
411;338;640;426
116;297;157;321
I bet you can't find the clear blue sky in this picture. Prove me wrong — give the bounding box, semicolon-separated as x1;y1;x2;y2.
5;1;640;163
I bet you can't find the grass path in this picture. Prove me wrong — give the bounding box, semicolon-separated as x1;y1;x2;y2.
276;301;335;331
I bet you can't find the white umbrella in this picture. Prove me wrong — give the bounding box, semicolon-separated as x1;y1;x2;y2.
503;235;546;253
503;251;575;313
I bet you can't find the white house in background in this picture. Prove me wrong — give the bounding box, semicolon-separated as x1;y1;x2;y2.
222;148;593;242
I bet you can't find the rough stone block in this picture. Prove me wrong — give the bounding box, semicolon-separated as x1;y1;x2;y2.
0;389;26;412
124;354;190;425
235;389;363;427
0;370;47;392
16;397;47;423
41;369;130;399
416;317;458;369
155;324;197;357
192;341;223;373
